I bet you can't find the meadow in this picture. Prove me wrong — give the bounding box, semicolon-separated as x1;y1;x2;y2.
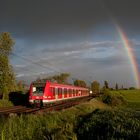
110;89;140;110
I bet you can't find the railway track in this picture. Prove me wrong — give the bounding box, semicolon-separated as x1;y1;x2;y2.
0;96;93;116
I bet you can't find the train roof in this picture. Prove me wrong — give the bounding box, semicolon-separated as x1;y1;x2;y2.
32;81;88;90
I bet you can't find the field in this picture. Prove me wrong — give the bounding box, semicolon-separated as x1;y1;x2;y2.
110;89;140;110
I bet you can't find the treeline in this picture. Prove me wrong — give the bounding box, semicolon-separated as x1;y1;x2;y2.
0;32;27;100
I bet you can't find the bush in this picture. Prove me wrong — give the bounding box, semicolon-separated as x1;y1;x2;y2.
129;87;136;90
77;109;140;140
100;90;125;106
0;100;13;108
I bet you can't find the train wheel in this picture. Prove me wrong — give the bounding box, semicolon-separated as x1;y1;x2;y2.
40;100;43;108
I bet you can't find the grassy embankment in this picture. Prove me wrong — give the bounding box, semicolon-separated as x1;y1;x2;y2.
110;89;140;110
0;99;109;140
0;90;140;140
0;100;13;108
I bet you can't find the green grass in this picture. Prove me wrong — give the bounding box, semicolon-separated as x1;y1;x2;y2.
120;90;140;102
110;89;140;110
0;99;109;140
0;100;13;108
0;90;140;139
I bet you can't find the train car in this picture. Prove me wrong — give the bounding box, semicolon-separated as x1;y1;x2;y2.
29;81;89;107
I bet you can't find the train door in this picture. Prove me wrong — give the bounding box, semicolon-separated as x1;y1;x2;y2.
55;88;58;100
64;88;67;98
51;87;55;99
68;89;71;97
62;88;64;99
73;89;75;97
58;88;62;99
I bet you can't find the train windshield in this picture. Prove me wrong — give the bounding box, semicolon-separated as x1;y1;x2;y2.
32;86;45;96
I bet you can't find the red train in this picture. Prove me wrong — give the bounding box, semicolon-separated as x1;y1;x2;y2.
29;81;89;107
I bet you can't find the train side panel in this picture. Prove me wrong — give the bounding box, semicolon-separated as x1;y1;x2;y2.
29;81;89;106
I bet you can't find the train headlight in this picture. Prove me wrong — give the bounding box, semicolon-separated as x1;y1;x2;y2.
43;96;47;98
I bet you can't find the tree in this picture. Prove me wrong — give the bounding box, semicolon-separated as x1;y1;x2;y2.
115;83;118;90
0;32;16;99
91;81;100;94
104;81;109;89
17;81;26;92
129;87;135;90
36;73;70;84
74;79;87;87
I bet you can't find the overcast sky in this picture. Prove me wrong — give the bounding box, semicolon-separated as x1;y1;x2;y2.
0;0;140;87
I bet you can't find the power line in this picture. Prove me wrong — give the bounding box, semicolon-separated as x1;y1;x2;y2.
11;52;60;73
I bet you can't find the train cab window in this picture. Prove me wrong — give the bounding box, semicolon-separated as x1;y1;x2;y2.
32;83;45;96
33;87;44;93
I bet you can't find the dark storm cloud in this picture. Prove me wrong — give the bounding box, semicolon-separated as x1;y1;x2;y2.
0;0;105;40
0;0;140;40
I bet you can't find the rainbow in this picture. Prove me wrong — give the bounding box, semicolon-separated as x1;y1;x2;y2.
116;26;140;88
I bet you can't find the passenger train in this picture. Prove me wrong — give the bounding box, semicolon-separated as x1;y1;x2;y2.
29;81;89;107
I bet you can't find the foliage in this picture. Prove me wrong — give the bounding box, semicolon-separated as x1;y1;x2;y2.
0;100;13;108
36;73;70;84
104;80;109;89
0;32;16;99
77;109;140;140
100;90;125;106
0;105;139;140
91;81;100;94
129;87;136;90
73;79;87;87
118;89;140;110
0;99;108;140
52;73;70;84
115;83;118;90
16;81;27;92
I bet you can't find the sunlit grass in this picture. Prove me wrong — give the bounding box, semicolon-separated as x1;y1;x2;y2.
0;99;109;140
110;89;140;110
0;91;139;139
0;100;13;108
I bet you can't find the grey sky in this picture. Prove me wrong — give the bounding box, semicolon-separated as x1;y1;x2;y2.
0;0;140;87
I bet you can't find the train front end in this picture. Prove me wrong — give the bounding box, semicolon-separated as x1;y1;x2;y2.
29;82;46;107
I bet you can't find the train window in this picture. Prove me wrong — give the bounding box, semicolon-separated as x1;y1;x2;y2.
64;88;67;94
50;87;55;96
50;87;53;93
58;88;62;94
68;89;70;94
76;90;78;95
55;88;58;95
70;89;72;94
73;89;75;95
32;86;44;95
